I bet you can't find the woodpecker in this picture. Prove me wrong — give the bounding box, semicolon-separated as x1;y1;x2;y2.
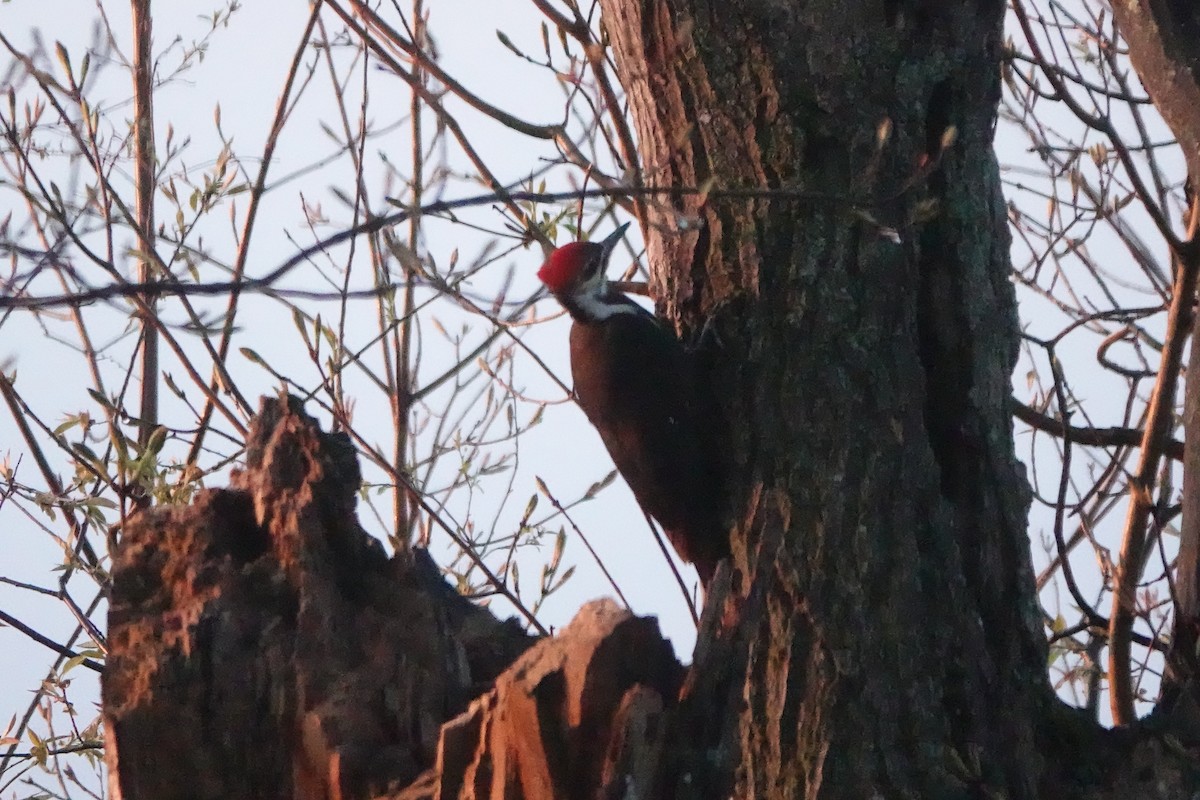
537;223;728;585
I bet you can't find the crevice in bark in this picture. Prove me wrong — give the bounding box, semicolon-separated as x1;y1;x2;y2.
916;211;976;504
883;0;900;27
923;79;954;161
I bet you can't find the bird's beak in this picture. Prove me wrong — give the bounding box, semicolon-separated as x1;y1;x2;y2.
600;221;631;257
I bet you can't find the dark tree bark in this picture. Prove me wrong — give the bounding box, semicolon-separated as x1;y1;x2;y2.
601;0;1047;795
595;0;1199;797
103;2;1200;799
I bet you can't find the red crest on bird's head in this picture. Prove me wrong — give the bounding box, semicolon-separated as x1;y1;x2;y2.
537;223;630;294
537;241;593;293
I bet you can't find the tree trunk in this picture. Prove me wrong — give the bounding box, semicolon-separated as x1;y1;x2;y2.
604;0;1045;793
595;0;1196;797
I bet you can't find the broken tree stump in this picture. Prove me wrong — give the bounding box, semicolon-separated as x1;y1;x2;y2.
102;395;701;800
102;396;533;799
420;600;684;800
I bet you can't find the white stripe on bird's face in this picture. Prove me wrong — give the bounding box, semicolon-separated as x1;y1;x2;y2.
567;255;643;321
563;221;641;322
573;290;643;321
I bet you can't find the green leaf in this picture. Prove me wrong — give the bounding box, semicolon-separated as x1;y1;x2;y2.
53;414;82;436
110;425;129;467
583;470;618;500
164;372;185;399
54;41;71;79
62;648;103;675
143;425;168;457
86;388;114;411
549;528;565;572
528;404;545;427
496;30;525;60
522;493;538;521
556;565;575;588
292;308;310;346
